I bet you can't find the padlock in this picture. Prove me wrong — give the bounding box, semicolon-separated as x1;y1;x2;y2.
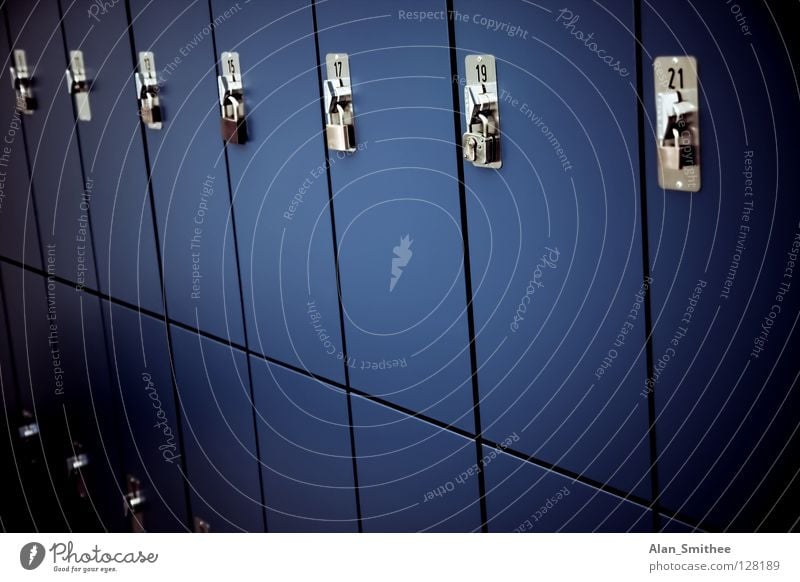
139;89;162;127
13;78;36;113
220;94;247;145
326;103;355;152
658;112;699;176
66;444;90;500
462;113;497;166
124;475;146;533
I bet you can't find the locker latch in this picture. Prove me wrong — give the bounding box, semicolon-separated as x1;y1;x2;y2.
9;49;36;114
123;475;146;532
324;53;357;153
17;418;39;440
66;444;90;499
65;50;91;122
462;54;501;169
654;56;700;192
217;51;247;145
134;51;162;130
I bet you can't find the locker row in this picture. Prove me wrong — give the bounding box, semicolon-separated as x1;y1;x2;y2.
1;0;799;531
0;264;673;532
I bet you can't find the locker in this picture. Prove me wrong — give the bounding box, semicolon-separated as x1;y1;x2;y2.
48;282;123;532
104;301;188;531
0;0;797;536
483;447;651;532
1;263;70;530
6;1;97;289
58;0;163;313
209;0;346;383
127;0;244;343
0;264;123;531
0;266;51;530
352;395;482;532
453;0;652;498
0;266;30;531
251;358;358;532
0;10;40;268
640;0;800;530
315;0;476;431
171;326;263;532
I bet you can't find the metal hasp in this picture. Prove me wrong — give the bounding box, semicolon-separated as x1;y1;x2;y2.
134;51;162;130
123;475;147;532
66;444;90;499
10;49;36;114
324;53;356;152
17;419;39;439
65;50;91;122
654;56;700;192
217;51;247;145
462;54;501;169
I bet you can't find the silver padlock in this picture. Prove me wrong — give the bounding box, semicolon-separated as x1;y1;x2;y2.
66;445;90;499
324;54;357;153
217;51;247;145
326;103;355;152
140;90;162;127
135;51;162;130
462;113;497;166
462;54;501;169
123;475;146;533
220;93;247;144
10;49;36;114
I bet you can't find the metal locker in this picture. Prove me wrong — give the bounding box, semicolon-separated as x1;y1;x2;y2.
0;11;40;269
6;1;96;289
315;0;475;431
48;282;124;532
0;266;31;532
171;326;263;532
0;264;124;531
209;0;346;383
483;447;651;532
352;395;482;532
126;0;244;344
104;302;188;532
251;359;358;532
58;0;163;313
0;264;70;530
452;0;652;498
640;1;800;531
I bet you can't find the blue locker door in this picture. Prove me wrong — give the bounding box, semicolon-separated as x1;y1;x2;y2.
171;327;263;532
483;448;651;532
0;11;40;268
127;0;244;344
352;396;482;532
0;267;31;531
251;359;358;532
59;0;162;313
315;0;475;431
6;1;96;289
0;265;123;531
209;0;345;383
0;264;70;530
104;303;188;531
641;1;800;531
453;0;652;498
51;285;124;532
